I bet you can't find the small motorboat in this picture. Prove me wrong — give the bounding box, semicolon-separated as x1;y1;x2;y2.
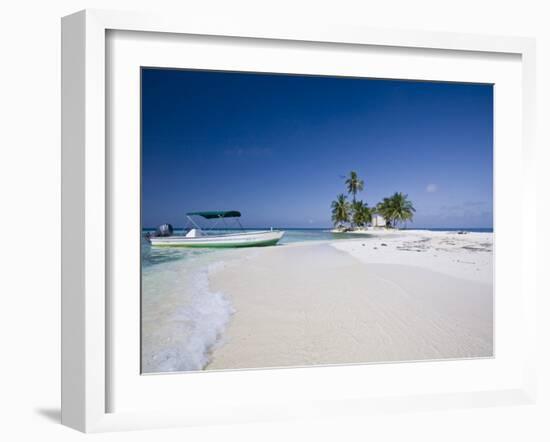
147;211;285;248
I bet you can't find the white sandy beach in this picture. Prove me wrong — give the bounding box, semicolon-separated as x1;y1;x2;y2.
206;230;493;370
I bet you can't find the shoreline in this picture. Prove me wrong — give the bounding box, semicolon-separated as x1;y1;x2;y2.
329;227;492;234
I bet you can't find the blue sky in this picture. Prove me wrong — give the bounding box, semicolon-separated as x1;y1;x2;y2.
142;68;493;228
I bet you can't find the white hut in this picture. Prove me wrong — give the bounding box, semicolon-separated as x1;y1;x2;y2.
371;213;387;228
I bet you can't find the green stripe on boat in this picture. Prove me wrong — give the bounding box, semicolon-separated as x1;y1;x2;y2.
151;238;280;248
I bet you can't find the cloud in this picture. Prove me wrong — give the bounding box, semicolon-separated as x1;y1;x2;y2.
426;184;438;193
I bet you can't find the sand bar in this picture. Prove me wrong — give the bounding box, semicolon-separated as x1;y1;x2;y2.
207;231;493;370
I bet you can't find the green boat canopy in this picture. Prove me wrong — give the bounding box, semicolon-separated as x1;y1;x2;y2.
186;210;242;219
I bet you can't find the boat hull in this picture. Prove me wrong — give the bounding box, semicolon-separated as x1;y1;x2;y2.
149;230;284;248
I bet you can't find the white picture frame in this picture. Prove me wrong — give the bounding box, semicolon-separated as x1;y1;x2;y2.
61;9;537;433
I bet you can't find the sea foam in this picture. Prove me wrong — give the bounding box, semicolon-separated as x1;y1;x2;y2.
141;260;234;373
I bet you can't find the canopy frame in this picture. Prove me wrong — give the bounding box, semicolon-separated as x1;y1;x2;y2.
185;211;245;233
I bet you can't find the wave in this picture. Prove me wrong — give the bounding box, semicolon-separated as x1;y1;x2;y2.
142;261;234;373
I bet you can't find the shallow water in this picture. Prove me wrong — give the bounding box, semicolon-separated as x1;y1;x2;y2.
141;252;234;373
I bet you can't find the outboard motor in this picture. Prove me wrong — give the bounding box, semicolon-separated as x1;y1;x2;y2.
155;223;174;237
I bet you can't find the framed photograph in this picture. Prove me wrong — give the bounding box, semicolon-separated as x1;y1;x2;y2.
61;9;537;432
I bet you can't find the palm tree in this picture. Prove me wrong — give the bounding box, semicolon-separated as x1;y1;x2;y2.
351;200;372;228
345;171;364;203
376;192;415;228
331;194;351;228
375;199;392;228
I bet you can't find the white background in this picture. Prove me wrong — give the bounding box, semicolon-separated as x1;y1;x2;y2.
0;1;548;441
